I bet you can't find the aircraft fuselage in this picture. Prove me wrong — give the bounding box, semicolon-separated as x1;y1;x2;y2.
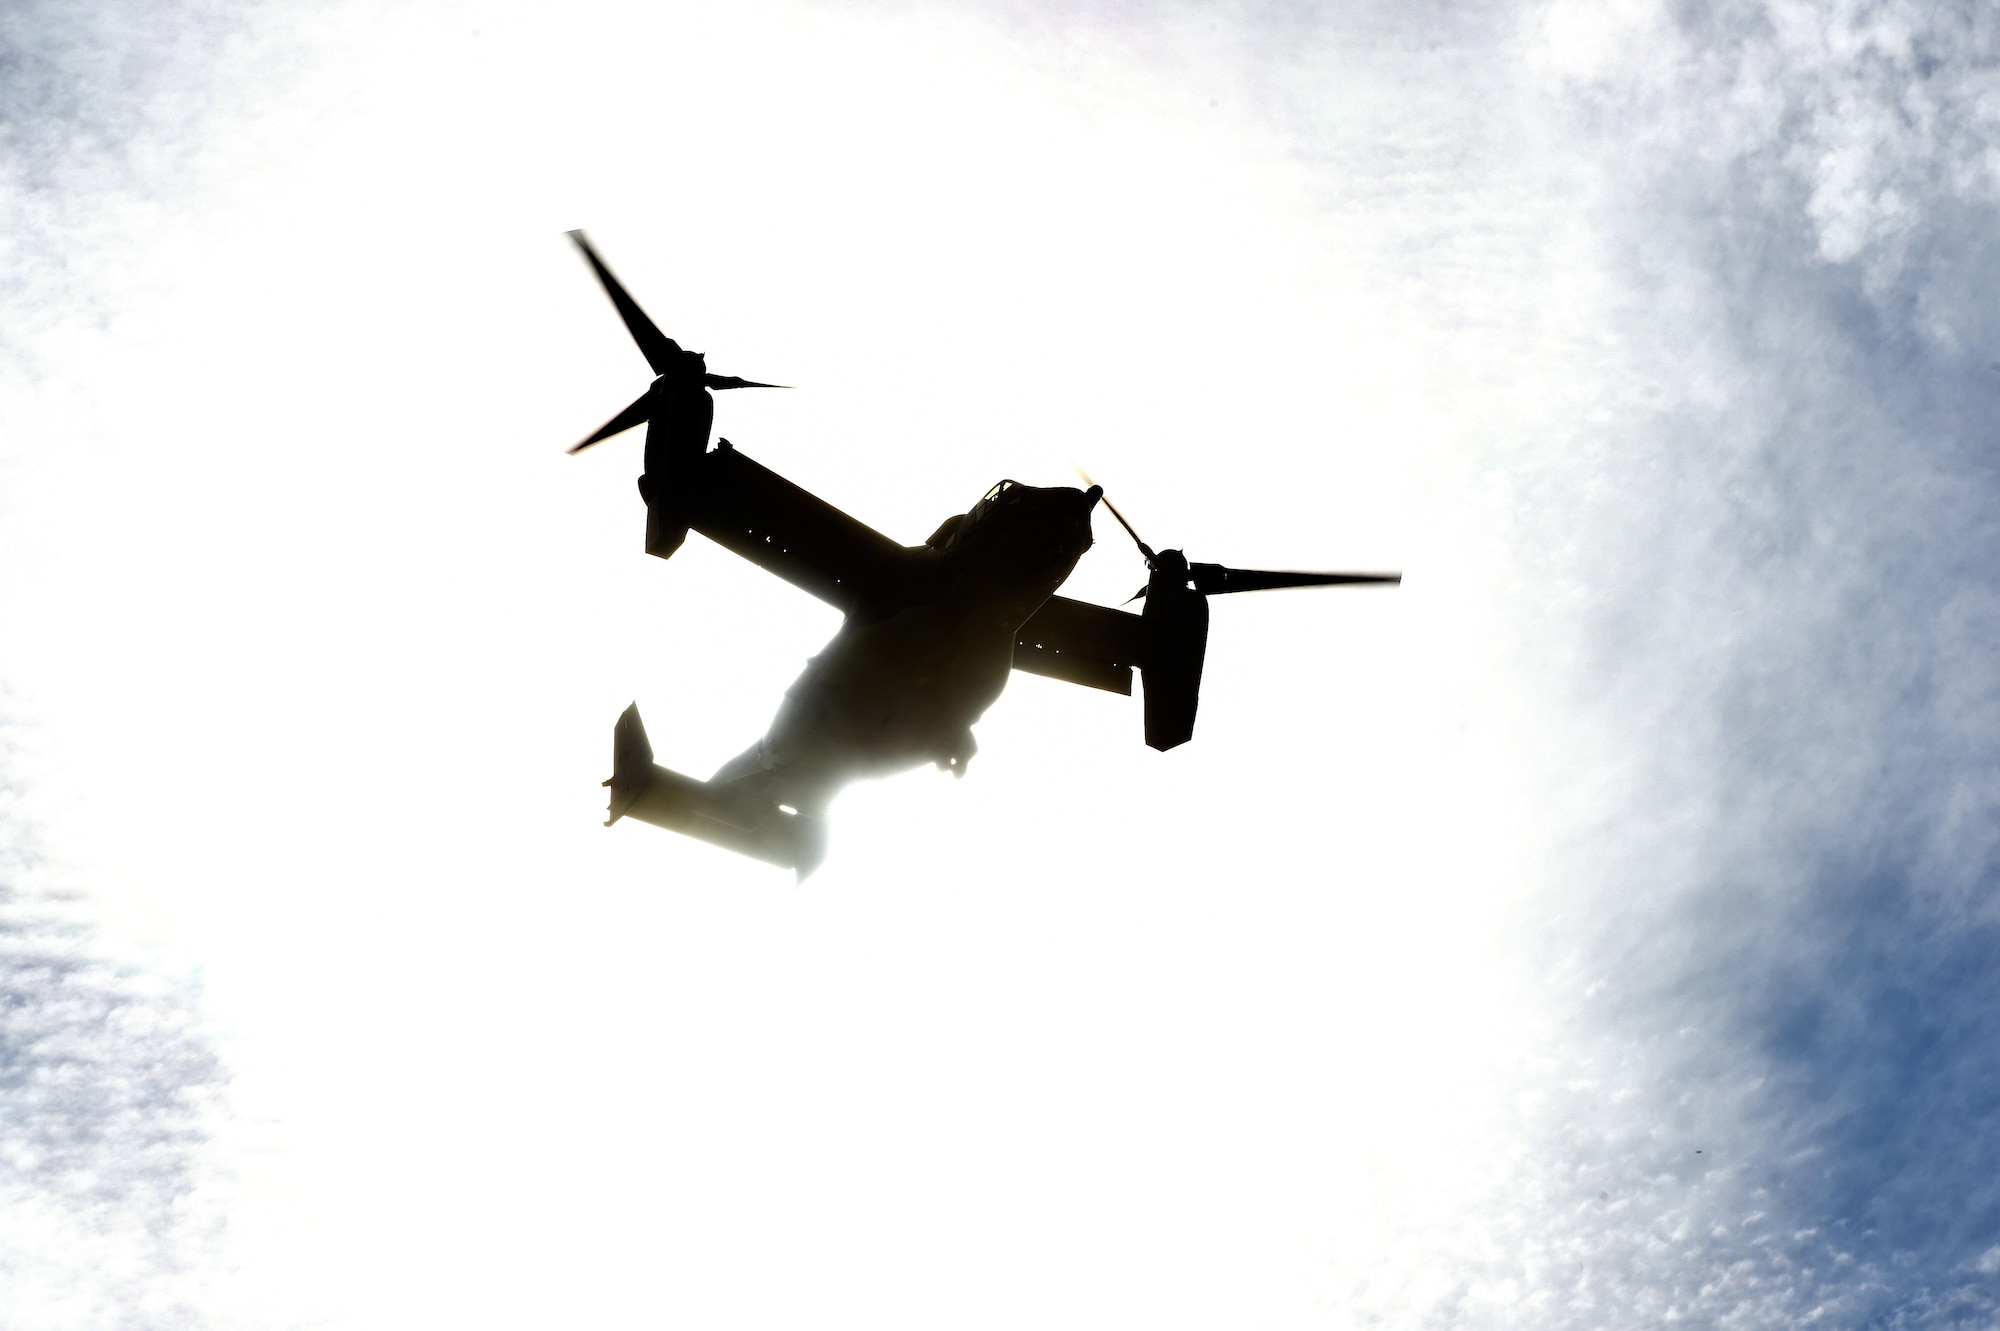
710;479;1100;810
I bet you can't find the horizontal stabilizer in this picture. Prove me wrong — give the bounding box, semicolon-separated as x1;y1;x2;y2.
603;705;827;877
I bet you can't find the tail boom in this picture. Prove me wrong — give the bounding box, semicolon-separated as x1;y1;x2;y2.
605;704;827;875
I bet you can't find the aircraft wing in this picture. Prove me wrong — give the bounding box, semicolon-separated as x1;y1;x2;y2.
689;443;907;610
1012;595;1146;695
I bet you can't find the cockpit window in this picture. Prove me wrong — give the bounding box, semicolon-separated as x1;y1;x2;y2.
983;479;1022;503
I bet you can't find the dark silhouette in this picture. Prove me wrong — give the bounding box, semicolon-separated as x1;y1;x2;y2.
566;231;1398;876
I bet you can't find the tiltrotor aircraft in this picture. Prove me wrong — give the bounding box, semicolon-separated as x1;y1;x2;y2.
566;232;1398;877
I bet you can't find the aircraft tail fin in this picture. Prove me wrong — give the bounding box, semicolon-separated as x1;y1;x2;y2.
602;705;828;878
604;702;656;825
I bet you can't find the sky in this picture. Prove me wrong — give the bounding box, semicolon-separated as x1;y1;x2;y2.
4;0;2000;1326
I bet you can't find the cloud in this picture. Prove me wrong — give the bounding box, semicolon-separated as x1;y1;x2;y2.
0;714;224;1330
1348;0;2000;1324
1;4;238;1324
0;0;308;376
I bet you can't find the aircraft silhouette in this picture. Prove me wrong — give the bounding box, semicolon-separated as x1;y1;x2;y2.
566;231;1398;877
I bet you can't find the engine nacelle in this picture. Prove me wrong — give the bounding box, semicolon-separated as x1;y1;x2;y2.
637;373;713;560
1139;560;1210;751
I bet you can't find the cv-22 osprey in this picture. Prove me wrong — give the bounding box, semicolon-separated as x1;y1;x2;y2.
565;232;1398;877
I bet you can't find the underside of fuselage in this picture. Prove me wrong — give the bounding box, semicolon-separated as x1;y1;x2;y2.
603;480;1100;878
710;480;1100;814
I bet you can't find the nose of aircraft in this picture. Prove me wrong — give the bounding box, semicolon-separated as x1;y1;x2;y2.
993;482;1102;566
1066;484;1101;557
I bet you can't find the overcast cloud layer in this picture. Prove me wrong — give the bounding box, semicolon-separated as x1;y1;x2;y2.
6;0;2000;1327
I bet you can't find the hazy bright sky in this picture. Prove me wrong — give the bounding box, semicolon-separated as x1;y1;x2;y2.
6;1;2000;1327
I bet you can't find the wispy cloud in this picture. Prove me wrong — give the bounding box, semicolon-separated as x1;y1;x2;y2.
0;718;223;1329
2;4;239;1323
1304;1;2000;1323
0;0;291;372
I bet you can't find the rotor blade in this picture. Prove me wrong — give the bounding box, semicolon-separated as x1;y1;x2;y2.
1102;496;1158;565
568;230;683;375
1189;563;1402;595
703;374;790;390
1071;464;1156;566
567;390;654;454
